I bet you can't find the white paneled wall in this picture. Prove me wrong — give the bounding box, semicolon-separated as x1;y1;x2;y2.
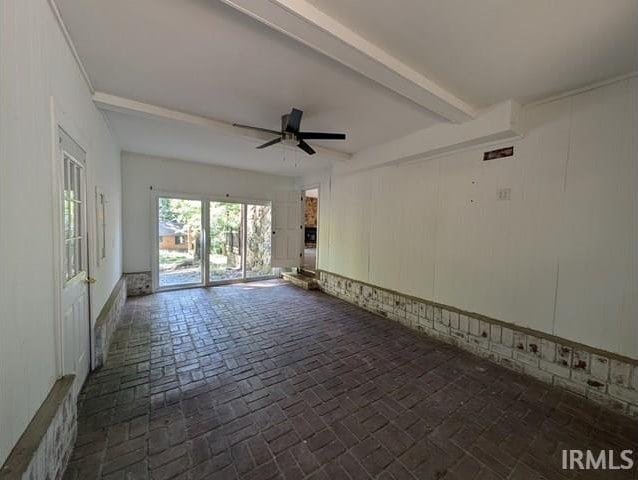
369;161;439;300
0;0;122;465
554;79;637;357
328;172;373;280
315;77;637;359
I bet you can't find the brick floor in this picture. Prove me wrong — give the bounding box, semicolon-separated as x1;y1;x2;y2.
63;280;637;479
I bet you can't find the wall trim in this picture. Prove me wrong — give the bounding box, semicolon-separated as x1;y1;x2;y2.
318;270;638;417
47;0;94;94
525;71;637;109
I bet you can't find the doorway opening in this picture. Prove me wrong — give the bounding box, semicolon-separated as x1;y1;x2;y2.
155;195;274;290
58;127;91;388
302;188;318;274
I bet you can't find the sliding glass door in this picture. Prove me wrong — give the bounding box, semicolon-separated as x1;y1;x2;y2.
209;202;243;282
158;197;203;288
246;204;272;278
208;201;273;284
156;196;273;290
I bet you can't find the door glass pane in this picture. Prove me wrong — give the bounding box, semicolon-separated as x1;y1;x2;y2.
246;204;272;278
158;197;202;287
209;202;242;282
75;237;82;275
63;154;85;282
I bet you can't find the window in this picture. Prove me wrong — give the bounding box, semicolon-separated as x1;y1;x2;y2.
63;151;84;282
175;235;184;245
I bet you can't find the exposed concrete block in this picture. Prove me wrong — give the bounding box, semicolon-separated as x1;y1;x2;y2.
478;320;490;339
490;343;513;358
513;332;526;352
468;334;489;348
540;339;556;362
610;360;631;387
555;344;572;368
525;365;554;384
449;311;460;330
571;349;590;373
440;309;450;326
554;377;587;397
608;384;638;404
525;335;541;357
434;321;451;335
501;327;514;347
468;317;480;336
501;357;525;373
459;314;470;333
490;324;502;343
514;351;540;368
590;354;610;382
571;369;606;391
539;360;571;379
586;389;627;414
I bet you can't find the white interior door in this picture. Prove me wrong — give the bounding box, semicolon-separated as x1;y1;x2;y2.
59;128;90;387
272;191;302;268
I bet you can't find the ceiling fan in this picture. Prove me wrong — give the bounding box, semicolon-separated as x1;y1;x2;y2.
233;108;346;155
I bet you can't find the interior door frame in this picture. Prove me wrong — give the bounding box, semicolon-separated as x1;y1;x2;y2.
151;190;276;292
300;184;320;272
50;97;94;379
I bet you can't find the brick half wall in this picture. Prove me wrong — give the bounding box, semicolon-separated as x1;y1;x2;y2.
94;277;127;368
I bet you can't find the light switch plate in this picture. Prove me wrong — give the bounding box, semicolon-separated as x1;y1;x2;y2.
497;188;512;201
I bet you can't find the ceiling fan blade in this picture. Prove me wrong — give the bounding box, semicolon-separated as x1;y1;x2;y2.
298;132;346;140
233;123;280;135
297;139;316;155
284;108;303;133
256;137;282;149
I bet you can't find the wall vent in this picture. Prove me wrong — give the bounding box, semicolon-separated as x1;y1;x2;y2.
483;146;514;161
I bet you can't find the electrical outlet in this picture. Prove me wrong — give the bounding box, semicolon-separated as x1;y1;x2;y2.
497;188;511;201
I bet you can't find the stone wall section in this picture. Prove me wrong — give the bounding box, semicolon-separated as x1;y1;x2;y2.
124;272;152;296
319;271;638;417
93;277;127;368
0;376;76;480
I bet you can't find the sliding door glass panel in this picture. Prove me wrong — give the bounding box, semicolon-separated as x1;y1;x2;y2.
209;202;243;282
246;204;273;278
158;197;202;287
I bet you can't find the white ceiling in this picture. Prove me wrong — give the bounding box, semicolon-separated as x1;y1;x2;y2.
105;110;335;176
56;0;637;176
56;0;442;156
306;0;638;107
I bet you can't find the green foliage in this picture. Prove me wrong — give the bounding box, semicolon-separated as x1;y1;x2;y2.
209;202;241;255
158;199;271;275
159;198;201;232
159;198;202;259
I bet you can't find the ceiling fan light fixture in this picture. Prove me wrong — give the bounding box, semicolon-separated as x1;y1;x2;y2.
281;132;297;146
237;108;346;155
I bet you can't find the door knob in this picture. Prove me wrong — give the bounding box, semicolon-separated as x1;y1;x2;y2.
85;277;97;284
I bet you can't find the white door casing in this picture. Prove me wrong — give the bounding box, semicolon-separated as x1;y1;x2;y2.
272;191;302;268
58;128;90;389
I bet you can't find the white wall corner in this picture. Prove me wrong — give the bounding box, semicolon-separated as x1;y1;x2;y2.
334;100;523;176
